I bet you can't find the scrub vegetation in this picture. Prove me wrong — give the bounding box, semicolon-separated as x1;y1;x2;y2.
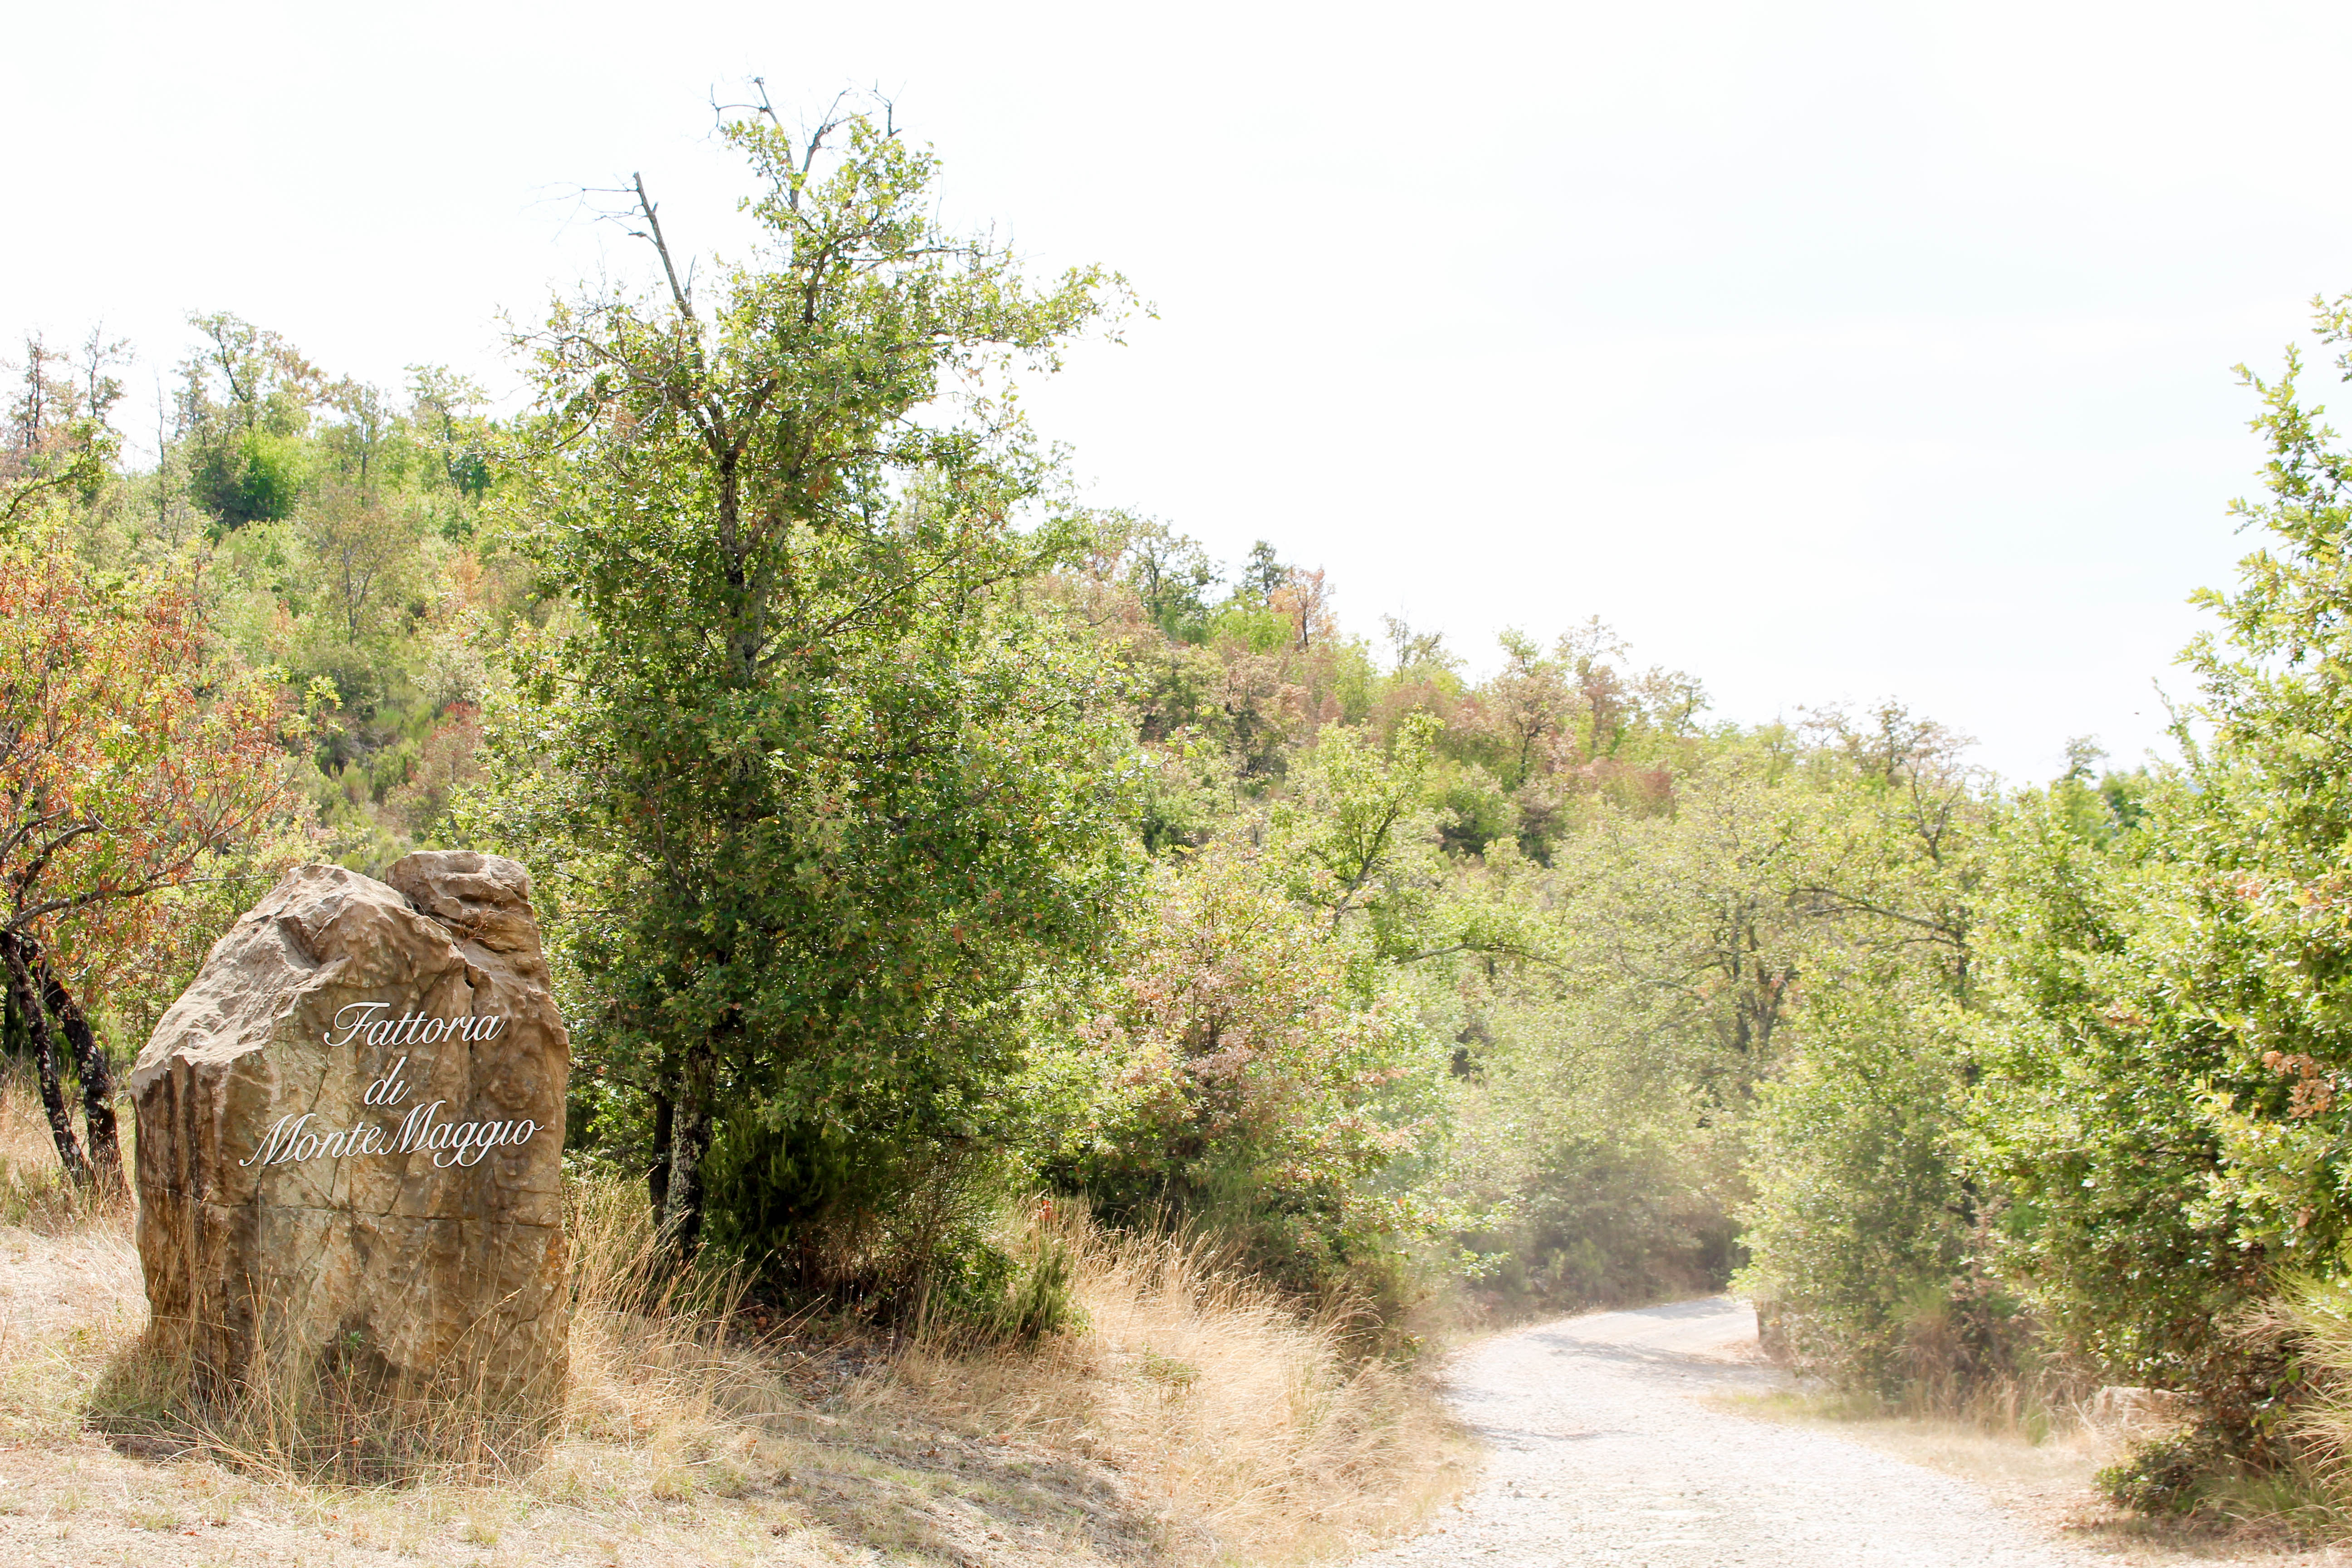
16;89;2352;1552
0;1087;1458;1565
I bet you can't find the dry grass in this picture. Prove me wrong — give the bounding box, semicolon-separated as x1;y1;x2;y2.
1717;1385;2117;1495
0;1061;124;1235
879;1208;1468;1563
0;1072;1464;1566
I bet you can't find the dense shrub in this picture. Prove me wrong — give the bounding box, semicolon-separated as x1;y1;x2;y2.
1059;842;1437;1308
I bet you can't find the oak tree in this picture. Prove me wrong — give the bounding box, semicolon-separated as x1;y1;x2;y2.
482;96;1140;1272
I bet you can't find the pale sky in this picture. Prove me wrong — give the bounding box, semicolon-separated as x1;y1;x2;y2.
10;0;2351;781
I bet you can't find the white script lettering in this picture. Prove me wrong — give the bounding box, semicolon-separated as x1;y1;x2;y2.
246;1010;538;1170
322;1004;513;1051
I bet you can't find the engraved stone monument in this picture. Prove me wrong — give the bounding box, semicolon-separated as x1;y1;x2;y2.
132;851;568;1401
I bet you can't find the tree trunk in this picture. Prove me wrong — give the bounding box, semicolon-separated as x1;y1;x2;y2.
30;943;122;1192
0;935;92;1186
662;1040;715;1257
647;1089;675;1218
2;965;25;1060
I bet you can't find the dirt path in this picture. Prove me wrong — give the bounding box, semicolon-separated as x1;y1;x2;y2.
1362;1297;2090;1567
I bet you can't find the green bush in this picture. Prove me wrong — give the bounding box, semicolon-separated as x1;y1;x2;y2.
193;427;305;527
1058;843;1437;1313
699;1102;1085;1343
1476;1128;1738;1311
699;1104;976;1302
2098;1429;2234;1516
1738;970;2012;1396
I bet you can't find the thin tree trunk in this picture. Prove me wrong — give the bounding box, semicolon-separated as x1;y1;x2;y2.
0;935;91;1186
2;965;24;1059
647;1089;675;1218
30;943;121;1192
662;1040;715;1257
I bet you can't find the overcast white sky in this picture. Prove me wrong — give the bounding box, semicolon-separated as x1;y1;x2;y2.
10;0;2351;780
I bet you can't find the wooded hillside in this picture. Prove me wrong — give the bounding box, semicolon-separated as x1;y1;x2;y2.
13;96;2352;1515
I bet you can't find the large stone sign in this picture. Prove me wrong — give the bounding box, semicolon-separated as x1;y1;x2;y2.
132;852;568;1401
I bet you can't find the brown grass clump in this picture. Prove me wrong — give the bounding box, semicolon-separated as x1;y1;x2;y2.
881;1205;1465;1561
0;1069;1464;1567
2275;1278;2352;1481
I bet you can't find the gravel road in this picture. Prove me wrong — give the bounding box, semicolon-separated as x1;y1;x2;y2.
1361;1297;2089;1567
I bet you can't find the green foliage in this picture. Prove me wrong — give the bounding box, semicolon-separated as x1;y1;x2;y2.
1739;970;2006;1393
1060;841;1441;1304
2161;317;2352;1269
1963;777;2256;1394
471;100;1140;1286
1962;314;2352;1406
1267;714;1442;955
192;426;305;526
2098;1427;2238;1516
1714;707;2011;1395
1432;764;1514;858
699;1103;869;1278
1118;520;1217;643
1441;719;1971;1325
1963;299;2352;1481
1206;601;1293;654
1464;1110;1738;1309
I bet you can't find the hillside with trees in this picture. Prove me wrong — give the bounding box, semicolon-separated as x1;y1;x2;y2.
17;96;2352;1522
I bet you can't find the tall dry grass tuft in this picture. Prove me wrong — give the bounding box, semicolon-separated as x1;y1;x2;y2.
559;1172;780;1447
1757;1278;2098;1446
878;1201;1462;1561
94;1320;558;1487
2215;1276;2352;1529
2275;1276;2352;1477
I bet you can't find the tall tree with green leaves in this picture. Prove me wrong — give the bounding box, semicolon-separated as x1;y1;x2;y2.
180;312;321;529
480;96;1140;1274
1965;304;2352;1450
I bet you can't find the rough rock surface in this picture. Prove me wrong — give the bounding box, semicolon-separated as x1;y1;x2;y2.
131;852;568;1401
